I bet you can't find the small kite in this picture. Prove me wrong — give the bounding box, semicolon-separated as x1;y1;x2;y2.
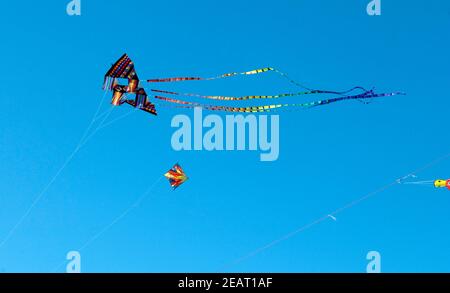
103;54;404;116
434;179;450;190
164;163;189;190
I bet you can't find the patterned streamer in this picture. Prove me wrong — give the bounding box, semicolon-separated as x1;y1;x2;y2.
150;87;369;101
147;68;274;83
153;91;404;113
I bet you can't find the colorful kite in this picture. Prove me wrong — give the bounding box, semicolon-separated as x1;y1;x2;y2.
164;163;189;190
104;54;157;115
434;179;450;190
103;54;404;115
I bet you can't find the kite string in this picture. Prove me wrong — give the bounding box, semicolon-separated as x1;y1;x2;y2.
51;176;164;272
0;91;109;250
401;180;435;185
93;107;115;122
77;94;142;148
94;107;138;132
76;106;115;150
217;152;450;271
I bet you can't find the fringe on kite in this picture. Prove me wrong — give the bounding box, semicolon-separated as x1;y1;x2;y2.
103;77;117;91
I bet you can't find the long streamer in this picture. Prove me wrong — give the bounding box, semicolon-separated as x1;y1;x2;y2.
153;91;404;113
150;86;369;101
147;67;274;83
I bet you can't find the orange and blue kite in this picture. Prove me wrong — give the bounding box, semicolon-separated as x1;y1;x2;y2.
164;163;189;190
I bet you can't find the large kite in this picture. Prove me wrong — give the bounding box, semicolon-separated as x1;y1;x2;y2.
104;54;156;115
103;54;404;115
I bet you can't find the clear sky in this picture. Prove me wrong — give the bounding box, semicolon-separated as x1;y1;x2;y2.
0;0;449;272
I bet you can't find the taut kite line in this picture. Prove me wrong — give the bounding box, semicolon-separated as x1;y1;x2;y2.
103;54;404;115
401;178;450;190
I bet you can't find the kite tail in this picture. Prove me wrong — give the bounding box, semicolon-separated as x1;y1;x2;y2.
308;91;405;107
153;95;283;113
145;67;395;101
315;87;372;96
150;86;376;101
153;90;403;113
147;77;202;82
150;89;318;101
146;67;275;83
146;66;372;97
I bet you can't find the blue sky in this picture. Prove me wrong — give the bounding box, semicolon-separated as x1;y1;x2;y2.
0;0;449;272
